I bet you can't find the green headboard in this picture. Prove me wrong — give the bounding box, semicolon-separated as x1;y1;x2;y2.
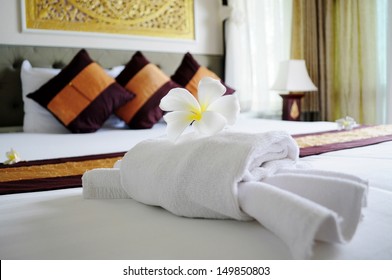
0;45;224;128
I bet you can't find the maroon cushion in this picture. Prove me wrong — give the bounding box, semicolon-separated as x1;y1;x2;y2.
115;51;181;129
27;49;134;133
171;52;235;98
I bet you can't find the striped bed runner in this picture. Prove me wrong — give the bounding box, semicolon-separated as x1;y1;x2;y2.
1;125;391;195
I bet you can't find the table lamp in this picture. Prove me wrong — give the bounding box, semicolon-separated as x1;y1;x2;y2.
271;60;317;121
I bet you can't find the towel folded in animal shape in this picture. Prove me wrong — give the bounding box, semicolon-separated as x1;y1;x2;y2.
82;131;367;259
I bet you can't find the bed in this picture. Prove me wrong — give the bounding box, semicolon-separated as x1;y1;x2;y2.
0;45;391;260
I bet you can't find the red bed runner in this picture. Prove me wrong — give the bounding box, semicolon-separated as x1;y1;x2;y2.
1;125;391;195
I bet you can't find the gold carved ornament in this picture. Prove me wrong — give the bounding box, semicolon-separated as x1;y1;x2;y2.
24;0;195;39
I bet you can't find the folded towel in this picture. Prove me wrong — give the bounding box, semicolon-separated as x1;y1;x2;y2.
82;168;129;199
82;131;367;259
275;168;368;207
116;131;299;220
238;171;367;259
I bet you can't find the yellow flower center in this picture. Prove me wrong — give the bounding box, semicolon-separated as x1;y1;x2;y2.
7;152;17;161
189;103;207;122
192;111;202;121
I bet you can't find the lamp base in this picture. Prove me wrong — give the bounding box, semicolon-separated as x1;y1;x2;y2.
280;93;305;121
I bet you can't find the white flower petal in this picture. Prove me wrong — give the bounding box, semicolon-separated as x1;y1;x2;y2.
159;88;200;112
207;94;240;125
193;111;227;136
163;111;193;142
197;77;226;109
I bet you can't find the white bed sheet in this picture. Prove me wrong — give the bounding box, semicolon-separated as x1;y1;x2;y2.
0;116;338;162
1;116;391;260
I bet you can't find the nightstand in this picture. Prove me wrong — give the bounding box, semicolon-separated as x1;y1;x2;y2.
280;93;304;121
271;60;317;121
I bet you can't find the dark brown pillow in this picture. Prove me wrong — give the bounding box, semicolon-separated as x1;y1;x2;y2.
115;51;181;129
171;52;235;98
27;49;134;133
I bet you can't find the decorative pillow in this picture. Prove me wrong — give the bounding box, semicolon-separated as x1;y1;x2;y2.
171;52;235;98
21;61;68;133
115;51;181;129
26;50;133;133
21;61;126;133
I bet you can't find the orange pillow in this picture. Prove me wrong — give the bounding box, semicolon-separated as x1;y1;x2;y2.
115;51;181;129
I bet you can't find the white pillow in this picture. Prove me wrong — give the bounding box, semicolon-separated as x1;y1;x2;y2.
21;60;125;133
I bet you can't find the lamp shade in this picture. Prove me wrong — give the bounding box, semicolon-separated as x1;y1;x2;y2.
270;60;317;92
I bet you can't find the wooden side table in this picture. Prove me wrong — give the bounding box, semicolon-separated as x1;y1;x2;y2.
280;93;304;121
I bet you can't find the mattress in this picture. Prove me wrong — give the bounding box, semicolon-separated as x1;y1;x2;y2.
1;116;391;260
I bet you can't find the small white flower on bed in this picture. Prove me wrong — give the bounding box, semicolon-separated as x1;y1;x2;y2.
336;116;357;130
4;148;21;165
159;77;240;142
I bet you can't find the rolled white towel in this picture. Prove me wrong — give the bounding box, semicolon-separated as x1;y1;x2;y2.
118;131;299;220
82;168;129;199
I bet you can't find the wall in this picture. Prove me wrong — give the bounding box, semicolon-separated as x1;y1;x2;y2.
0;0;223;55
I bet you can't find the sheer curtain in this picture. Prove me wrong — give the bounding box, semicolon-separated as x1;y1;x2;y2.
223;0;292;117
377;0;387;123
387;0;392;123
329;0;384;124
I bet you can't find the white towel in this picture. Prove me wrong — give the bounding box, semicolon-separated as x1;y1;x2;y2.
275;168;369;207
116;131;299;220
82;131;367;259
82;168;129;199
238;172;367;259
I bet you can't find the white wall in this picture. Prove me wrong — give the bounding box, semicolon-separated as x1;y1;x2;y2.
0;0;223;55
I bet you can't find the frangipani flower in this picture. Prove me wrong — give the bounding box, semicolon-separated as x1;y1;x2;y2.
336;116;357;130
160;77;240;142
4;148;21;165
